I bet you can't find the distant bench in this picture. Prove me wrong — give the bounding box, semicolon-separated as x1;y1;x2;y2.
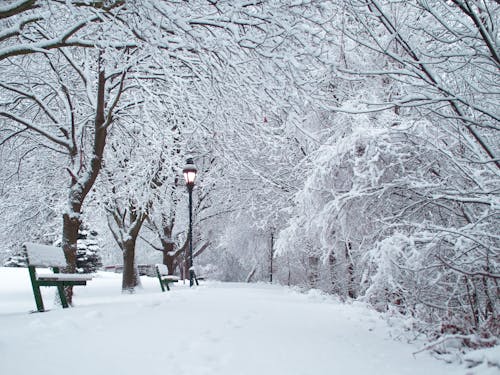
24;243;93;312
155;264;179;292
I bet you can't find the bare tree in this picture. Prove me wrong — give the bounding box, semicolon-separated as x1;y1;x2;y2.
0;1;147;301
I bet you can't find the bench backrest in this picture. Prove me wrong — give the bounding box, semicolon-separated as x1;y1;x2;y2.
156;263;169;276
24;243;66;267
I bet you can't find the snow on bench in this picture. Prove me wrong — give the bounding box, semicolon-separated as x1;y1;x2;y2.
24;242;93;312
36;273;93;282
155;264;180;292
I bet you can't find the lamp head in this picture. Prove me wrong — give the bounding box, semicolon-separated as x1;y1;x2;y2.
183;158;197;186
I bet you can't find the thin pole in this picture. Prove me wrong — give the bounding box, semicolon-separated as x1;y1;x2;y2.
270;231;274;283
188;184;194;287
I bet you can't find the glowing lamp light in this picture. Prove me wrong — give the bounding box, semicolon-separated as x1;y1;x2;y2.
183;158;197;186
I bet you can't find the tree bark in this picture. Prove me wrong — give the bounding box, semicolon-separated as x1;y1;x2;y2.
345;242;356;299
308;255;320;288
122;239;140;292
328;252;336;294
162;241;176;275
61;212;80;303
61;67;108;304
0;0;37;20
113;203;147;293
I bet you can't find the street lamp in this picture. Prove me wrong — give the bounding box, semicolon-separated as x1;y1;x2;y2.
183;158;198;287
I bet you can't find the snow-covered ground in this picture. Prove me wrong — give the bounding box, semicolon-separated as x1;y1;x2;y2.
0;267;497;375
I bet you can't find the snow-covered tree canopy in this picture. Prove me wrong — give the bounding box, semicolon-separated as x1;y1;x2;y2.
0;0;498;348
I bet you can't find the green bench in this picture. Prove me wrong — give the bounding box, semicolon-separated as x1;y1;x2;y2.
155;264;179;292
25;243;93;312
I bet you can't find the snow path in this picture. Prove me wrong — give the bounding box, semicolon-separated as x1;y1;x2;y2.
0;268;463;375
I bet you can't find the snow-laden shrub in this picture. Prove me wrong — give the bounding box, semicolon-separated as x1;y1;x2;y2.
278;118;499;342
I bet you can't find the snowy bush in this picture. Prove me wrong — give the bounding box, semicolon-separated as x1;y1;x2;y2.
278;118;499;343
76;228;102;274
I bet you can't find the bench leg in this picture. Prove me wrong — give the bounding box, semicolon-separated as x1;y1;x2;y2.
165;281;171;291
193;270;199;286
28;267;45;312
157;271;165;292
57;285;69;308
52;267;69;308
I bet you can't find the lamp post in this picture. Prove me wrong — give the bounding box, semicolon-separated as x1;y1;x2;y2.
183;158;198;287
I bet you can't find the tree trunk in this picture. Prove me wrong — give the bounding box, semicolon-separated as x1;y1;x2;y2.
308;255;320;288
328;252;336;294
246;265;257;283
122;239;140;292
61;67;109;304
269;231;274;283
345;242;356;299
162;241;176;275
61;212;80;304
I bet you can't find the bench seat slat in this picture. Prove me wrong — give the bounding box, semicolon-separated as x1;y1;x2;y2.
37;273;93;282
37;280;88;287
161;276;180;282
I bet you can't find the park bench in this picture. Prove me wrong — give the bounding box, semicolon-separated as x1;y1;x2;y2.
155;264;180;292
24;242;93;312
